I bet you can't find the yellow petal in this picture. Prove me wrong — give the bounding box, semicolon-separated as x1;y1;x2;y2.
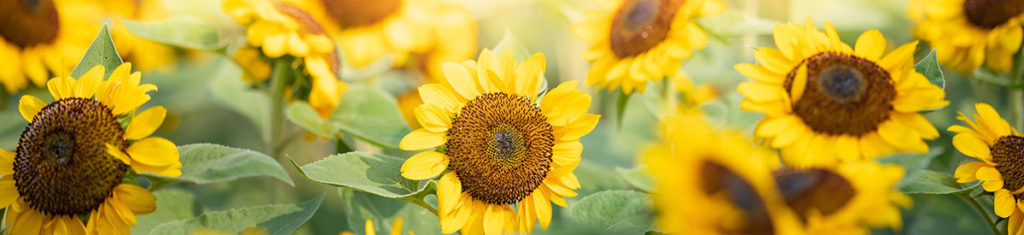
514;53;546;97
953;133;992;162
18;95;45;123
854;29;886;60
438;172;462;216
399;129;446;151
0;149;13;175
390;217;403;235
124;106;167;140
790;64;808;102
0;177;16;208
954;161;987;183
73;66;104;99
106;144;132;165
483;205;505;235
418;84;461;115
414;104;451;133
126;137;179;167
400;151;449;180
976;103;1012;138
997;189;1015;218
10;202;43;235
443;62;480;100
114;184;156;214
533;192;552;229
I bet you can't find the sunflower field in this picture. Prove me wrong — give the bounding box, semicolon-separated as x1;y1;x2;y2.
2;0;1024;234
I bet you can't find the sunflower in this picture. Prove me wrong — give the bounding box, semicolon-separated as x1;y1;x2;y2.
340;218;411;235
1;63;180;234
775;161;909;234
643;114;803;234
223;0;348;118
0;0;101;93
571;0;725;94
907;0;1024;73
950;103;1024;233
398;49;599;234
736;19;948;167
282;0;436;68
84;0;180;71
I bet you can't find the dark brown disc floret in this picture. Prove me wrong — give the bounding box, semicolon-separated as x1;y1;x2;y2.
784;52;897;136
608;0;683;58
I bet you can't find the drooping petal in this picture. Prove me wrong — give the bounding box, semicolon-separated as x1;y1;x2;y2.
124;106;167;140
399;129;446;150
18;95;45;123
400;151;449;180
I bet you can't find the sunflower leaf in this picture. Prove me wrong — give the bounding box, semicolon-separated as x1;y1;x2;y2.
209;64;272;142
914;49;945;90
492;28;531;62
569;190;654;234
324;85;410;148
134;189;198;235
123;16;223;51
72;24;123;78
616;166;655;192
147;194;324;235
340;188;441;235
293;152;430;199
899;169;972;195
143;144;293;185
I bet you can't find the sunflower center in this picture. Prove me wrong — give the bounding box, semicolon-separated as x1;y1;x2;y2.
446;93;554;205
275;3;329;35
608;0;682;58
320;0;401;28
699;160;774;235
963;0;1024;29
784;52;896;136
0;0;61;48
993;135;1024;192
773;169;855;222
15;98;129;216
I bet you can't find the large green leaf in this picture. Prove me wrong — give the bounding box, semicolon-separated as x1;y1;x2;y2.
123;16;222;51
915;49;945;90
72;24;123;78
148;195;323;235
899;170;974;195
144;144;292;185
287;85;410;148
294;152;428;199
341;189;440;235
133;189;198;235
569;190;653;234
210;64;272;142
616;166;654;192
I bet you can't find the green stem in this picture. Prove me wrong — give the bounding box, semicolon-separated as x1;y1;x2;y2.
958;192;1001;235
268;60;290;156
402;197;438;216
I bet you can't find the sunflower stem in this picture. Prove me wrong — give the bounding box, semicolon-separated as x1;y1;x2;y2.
402;197;439;216
958;192;1002;235
1010;46;1024;130
267;59;291;204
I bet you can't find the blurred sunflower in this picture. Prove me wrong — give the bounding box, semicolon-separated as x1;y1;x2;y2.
223;0;348;118
282;0;436;68
82;0;180;71
0;0;99;93
340;218;410;235
950;103;1024;232
736;19;948;167
643;114;803;234
907;0;1024;73
2;63;180;234
398;49;599;234
775;161;909;233
571;0;726;94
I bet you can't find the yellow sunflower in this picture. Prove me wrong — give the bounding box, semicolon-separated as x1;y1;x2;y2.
282;0;436;68
2;63;180;234
82;0;180;71
398;49;599;234
0;0;100;93
949;103;1024;234
643;113;803;234
736;19;949;167
571;0;725;94
907;0;1024;73
340;218;411;235
223;0;348;118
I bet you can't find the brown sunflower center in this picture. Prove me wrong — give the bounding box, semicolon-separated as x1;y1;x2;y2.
320;0;401;28
963;0;1024;29
446;93;554;205
0;0;61;48
608;0;682;58
15;98;128;216
993;135;1024;191
699;160;774;235
783;52;896;136
773;169;856;222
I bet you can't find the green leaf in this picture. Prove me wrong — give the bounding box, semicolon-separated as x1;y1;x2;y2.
285;101;333;137
294;152;428;199
72;24;123;78
569;190;653;234
616;167;654;192
899;170;973;195
145;144;293;185
876;147;944;174
491;28;531;62
914;49;945;90
341;189;440;235
148;195;324;235
210;64;272;142
323;85;410;148
133;189;198;235
123;16;222;51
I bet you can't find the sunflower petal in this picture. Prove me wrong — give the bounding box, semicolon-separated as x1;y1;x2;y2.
399;129;446;150
997;189;1015;218
400;151;448;180
124;106;167;140
114;184;156;214
126;137;179;167
18;95;45;123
